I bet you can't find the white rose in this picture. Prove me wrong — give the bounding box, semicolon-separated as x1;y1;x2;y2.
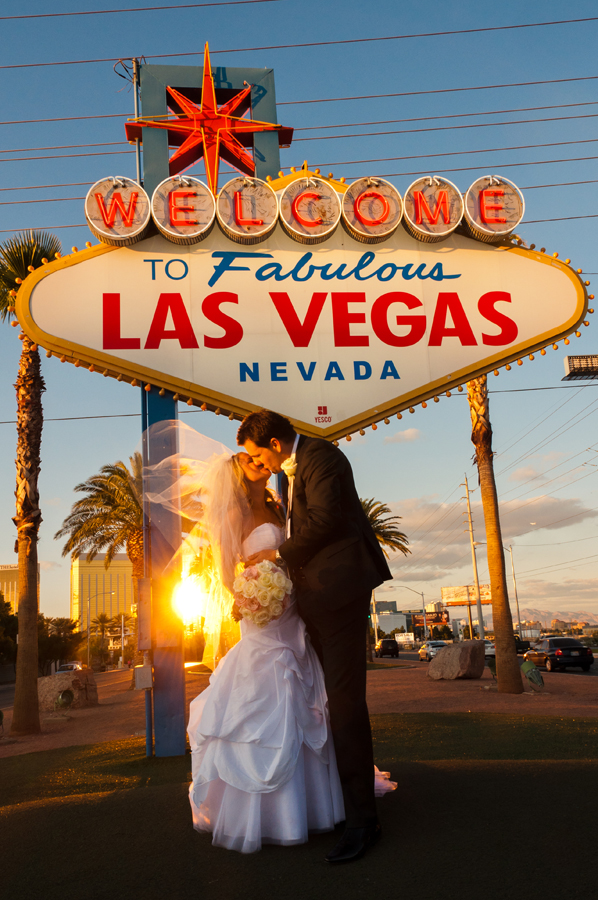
257;573;273;589
257;560;272;574
272;587;286;602
243;580;257;598
254;609;271;626
270;602;283;618
233;577;245;593
257;589;271;607
272;572;287;589
284;577;293;593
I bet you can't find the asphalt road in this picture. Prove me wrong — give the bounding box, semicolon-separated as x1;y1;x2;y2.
2;651;596;713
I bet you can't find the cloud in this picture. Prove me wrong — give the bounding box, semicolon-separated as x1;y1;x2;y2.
39;561;61;571
509;466;543;483
383;428;421;445
382;493;598;589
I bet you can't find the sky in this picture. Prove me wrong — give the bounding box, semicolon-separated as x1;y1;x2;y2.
1;0;598;624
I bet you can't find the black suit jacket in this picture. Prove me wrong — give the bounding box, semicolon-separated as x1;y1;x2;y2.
278;436;392;608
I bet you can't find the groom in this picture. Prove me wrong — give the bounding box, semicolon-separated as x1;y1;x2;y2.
237;409;392;863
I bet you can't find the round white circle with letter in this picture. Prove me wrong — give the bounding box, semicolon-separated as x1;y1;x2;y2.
151;176;216;245
216;177;278;244
85;176;151;246
402;176;463;243
463;175;525;242
342;177;403;244
279;177;341;244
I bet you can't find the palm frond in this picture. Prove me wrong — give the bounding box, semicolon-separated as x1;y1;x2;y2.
360;497;410;558
55;454;144;567
0;231;62;321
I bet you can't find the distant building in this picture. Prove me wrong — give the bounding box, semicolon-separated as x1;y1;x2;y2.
373;611;410;633
374;600;398;614
0;563;40;613
70;553;134;630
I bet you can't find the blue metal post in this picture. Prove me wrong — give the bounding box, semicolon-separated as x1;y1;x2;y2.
144;387;186;757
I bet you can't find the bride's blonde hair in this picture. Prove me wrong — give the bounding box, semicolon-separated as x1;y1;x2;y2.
229;454;284;522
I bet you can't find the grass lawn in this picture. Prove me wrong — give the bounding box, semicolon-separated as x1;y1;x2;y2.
1;714;596;900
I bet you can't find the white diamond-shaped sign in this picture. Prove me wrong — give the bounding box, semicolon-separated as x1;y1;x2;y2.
16;225;587;439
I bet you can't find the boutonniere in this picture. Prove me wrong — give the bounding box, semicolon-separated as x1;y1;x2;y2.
281;457;297;478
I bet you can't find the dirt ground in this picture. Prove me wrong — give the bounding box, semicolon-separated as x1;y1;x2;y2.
2;660;597;759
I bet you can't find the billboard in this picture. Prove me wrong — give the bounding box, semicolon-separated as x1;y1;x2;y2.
441;585;492;605
412;611;450;627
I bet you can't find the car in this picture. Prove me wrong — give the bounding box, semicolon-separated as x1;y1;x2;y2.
418;640;447;661
523;637;594;672
375;638;399;658
56;661;83;673
484;639;496;657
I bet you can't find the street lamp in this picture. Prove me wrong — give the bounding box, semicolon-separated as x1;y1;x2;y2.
472;542;521;634
395;584;429;639
84;590;115;668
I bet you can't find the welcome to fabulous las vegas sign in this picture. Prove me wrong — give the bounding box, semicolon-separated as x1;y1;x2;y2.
15;46;589;441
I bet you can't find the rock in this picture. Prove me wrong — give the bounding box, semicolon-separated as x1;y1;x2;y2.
427;641;485;680
38;669;99;711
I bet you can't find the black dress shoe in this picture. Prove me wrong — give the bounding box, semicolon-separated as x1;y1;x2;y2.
325;821;381;864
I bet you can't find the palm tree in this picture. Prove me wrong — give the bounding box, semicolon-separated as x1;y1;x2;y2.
0;230;62;735
360;498;410;661
360;498;410;558
91;612;112;665
54;454;144;609
467;375;523;694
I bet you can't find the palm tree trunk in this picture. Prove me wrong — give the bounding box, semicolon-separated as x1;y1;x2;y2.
467;376;523;695
11;336;44;734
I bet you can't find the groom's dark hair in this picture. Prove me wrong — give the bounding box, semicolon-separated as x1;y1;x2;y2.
237;409;296;447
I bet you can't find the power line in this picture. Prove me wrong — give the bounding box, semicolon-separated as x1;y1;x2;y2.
293;112;598;143
0;149;133;163
295;101;598;132
0;0;278;21
2;16;598;69
280;76;598;108
1;177;596;201
3;87;598;130
4;135;597;167
7;109;598;153
315;137;598;170
0;141;125;155
351;154;598;179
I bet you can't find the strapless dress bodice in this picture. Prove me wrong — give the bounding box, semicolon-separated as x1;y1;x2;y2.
242;522;284;558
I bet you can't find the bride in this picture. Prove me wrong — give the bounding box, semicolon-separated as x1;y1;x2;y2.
146;422;394;855
186;450;345;853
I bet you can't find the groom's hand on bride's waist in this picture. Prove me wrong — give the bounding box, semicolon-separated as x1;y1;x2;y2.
245;549;277;565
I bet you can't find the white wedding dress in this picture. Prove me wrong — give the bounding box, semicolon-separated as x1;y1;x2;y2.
187;522;345;853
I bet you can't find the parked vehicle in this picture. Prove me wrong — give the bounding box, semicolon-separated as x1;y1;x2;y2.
56;661;83;673
375;638;399;658
418;640;447;661
523;637;594;672
484;639;496;657
514;635;531;654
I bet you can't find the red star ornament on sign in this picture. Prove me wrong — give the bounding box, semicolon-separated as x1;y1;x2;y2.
125;43;293;194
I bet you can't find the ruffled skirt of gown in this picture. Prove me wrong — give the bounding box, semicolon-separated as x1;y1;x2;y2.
187;602;345;854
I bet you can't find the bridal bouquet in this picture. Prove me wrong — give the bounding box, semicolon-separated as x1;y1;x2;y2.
233;560;293;627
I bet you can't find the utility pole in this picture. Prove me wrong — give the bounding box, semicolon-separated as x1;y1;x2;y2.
507;545;521;633
462;474;484;639
132;58;142;186
371;591;379;644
